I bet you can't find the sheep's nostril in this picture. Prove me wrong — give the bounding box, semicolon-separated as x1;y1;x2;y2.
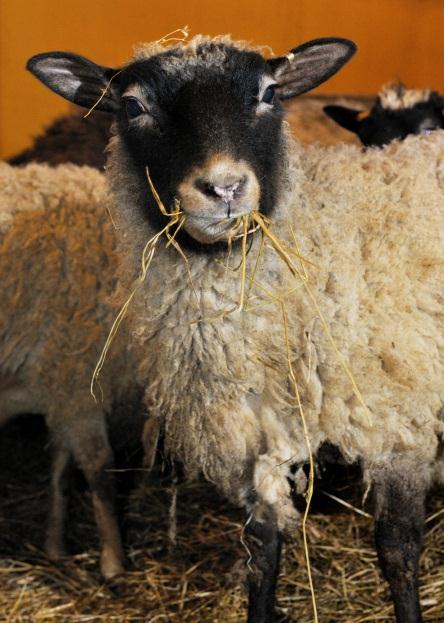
195;176;246;203
194;180;220;199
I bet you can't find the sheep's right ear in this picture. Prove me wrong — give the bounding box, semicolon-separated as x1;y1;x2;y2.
27;52;120;113
268;38;357;99
323;105;366;134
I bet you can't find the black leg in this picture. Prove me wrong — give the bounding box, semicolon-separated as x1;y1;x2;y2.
246;518;282;623
372;464;426;623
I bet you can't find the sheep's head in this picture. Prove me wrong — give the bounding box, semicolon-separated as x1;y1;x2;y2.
324;83;444;147
28;35;356;246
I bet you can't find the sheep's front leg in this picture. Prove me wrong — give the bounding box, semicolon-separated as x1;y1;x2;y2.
246;517;282;623
371;461;426;623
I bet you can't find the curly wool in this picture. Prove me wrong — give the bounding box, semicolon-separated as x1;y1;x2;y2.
108;120;444;529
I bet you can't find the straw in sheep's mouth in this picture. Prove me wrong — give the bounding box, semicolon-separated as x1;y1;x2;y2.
183;208;252;222
181;207;257;245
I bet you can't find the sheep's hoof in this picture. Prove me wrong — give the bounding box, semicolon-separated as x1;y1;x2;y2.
105;574;130;597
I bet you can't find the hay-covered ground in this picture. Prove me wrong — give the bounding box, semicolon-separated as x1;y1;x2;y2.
0;415;442;622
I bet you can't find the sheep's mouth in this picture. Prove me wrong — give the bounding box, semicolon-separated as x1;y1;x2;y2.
182;206;253;221
183;211;250;244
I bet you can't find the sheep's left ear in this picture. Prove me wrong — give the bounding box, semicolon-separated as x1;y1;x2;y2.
268;38;357;99
323;104;367;134
27;52;120;112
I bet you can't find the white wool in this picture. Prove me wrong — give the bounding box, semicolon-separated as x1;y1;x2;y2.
108;127;444;529
378;82;432;110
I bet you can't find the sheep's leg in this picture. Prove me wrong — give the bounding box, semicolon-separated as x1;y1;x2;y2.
371;463;426;623
45;443;72;559
246;517;282;623
67;416;125;579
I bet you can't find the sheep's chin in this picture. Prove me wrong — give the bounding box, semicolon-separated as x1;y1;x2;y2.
183;215;244;244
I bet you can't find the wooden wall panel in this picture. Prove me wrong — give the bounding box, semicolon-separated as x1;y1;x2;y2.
1;0;443;158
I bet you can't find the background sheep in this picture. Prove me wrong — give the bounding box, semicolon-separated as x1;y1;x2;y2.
324;82;444;146
7;109;112;169
0;162;146;579
29;34;444;623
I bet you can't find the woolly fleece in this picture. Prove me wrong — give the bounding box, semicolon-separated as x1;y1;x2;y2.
109;123;444;528
0;162;137;431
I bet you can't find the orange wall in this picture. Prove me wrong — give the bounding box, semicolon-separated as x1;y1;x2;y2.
1;0;443;159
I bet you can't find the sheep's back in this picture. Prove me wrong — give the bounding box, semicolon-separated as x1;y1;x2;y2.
0;163;122;409
293;132;444;463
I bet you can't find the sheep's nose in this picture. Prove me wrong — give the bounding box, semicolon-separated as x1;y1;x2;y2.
195;176;246;203
177;156;260;229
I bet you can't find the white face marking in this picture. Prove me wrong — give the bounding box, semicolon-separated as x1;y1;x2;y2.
256;75;278;116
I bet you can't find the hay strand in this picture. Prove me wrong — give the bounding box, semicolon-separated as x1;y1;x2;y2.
238;216;249;310
83;70;123;119
281;299;318;623
90;171;184;401
250;210;372;428
156;26;190;46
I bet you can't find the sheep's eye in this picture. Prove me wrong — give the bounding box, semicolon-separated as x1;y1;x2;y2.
124;97;145;119
261;85;276;105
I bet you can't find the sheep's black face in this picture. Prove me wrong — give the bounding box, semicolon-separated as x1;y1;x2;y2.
359;99;444;147
116;47;284;244
26;35;357;246
324;90;444;148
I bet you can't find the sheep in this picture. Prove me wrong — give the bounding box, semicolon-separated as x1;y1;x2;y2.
0;162;146;579
324;82;444;146
28;34;444;623
7;109;112;169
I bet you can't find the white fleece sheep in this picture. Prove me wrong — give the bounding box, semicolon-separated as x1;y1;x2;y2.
109;127;444;527
0;162;145;579
27;34;444;622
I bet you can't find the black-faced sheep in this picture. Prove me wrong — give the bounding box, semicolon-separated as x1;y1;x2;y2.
324;82;444;146
0;162;145;579
29;35;444;623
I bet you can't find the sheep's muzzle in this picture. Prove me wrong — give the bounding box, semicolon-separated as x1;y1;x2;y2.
177;154;260;244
